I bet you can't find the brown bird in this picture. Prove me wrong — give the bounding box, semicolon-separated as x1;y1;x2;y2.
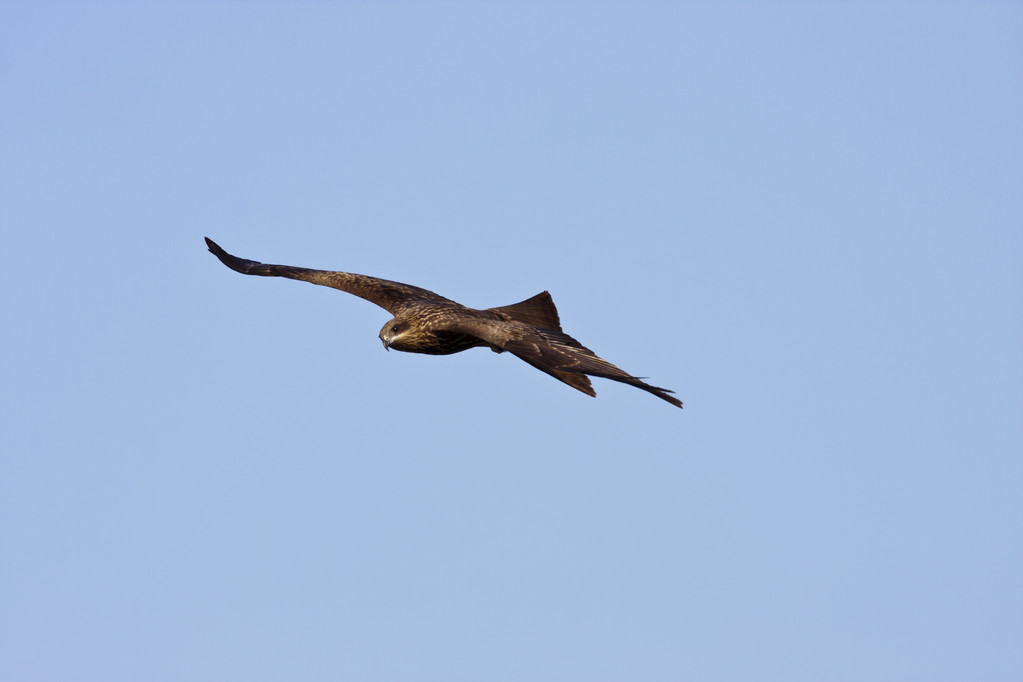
205;238;682;408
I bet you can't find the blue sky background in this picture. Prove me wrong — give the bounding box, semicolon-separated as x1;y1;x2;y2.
2;2;1021;680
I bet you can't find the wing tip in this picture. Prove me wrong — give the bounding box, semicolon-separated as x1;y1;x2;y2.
204;237;265;275
205;236;230;262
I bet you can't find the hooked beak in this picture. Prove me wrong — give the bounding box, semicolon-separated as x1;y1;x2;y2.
381;338;390;352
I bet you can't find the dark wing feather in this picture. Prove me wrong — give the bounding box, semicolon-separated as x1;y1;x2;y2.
486;292;563;331
514;356;596;396
436;315;682;408
205;237;452;315
502;331;682;408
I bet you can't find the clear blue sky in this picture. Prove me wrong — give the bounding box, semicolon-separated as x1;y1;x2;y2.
2;2;1021;680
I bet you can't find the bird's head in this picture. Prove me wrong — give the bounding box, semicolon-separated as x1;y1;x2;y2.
379;317;409;352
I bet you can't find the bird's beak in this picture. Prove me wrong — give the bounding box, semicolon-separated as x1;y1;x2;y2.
381;338;390;352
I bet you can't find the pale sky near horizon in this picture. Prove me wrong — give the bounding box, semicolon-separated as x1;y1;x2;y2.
2;2;1021;680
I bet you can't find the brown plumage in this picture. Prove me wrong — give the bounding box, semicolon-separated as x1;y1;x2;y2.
205;238;682;409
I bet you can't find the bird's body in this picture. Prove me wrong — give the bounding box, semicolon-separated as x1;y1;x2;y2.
205;238;682;409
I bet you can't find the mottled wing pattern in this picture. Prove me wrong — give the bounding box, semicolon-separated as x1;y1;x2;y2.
483;292;597;396
439;316;683;408
205;237;452;316
503;329;682;408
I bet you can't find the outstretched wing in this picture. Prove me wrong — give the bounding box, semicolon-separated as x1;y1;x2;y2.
205;237;454;315
504;329;683;409
439;315;683;409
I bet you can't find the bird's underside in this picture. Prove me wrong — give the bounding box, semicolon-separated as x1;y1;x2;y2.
205;237;682;409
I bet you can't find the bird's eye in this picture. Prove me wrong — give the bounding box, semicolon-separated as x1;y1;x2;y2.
392;325;401;333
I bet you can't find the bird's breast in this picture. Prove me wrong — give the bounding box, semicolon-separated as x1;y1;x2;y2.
388;329;485;355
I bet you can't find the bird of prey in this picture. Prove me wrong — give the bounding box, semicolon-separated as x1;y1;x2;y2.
205;238;682;409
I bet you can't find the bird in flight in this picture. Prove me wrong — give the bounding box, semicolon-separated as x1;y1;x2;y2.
205;238;682;409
